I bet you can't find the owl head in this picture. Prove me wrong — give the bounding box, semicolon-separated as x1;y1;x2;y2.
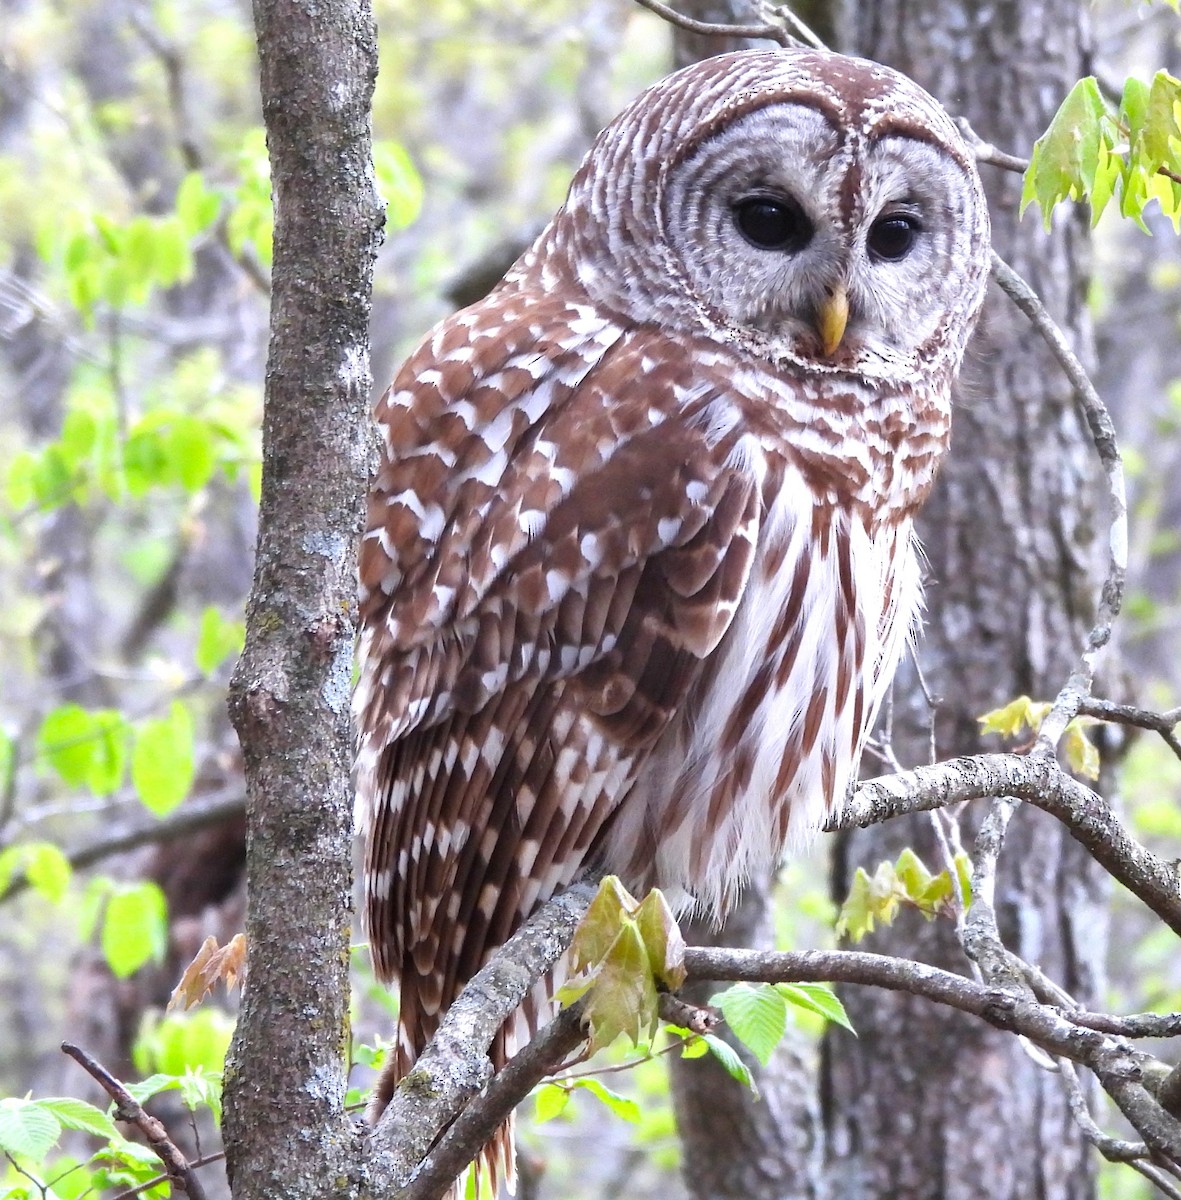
531;48;991;385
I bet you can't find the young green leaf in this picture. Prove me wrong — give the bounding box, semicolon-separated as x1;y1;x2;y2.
568;875;638;976
533;1082;570;1124
775;982;855;1034
571;1077;641;1124
37;705;128;796
38;1097;117;1140
0;1098;62;1160
195;606;246;675
582;918;660;1053
101;882;169;978
1062;719;1101;780
1022;77;1111;226
701;1034;757;1094
977;695;1051;738
131;701;196;816
21;842;72;904
633;887;687;991
710;983;787;1067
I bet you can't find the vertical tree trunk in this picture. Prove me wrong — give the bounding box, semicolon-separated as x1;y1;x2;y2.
824;4;1106;1198
221;0;382;1195
670;889;823;1200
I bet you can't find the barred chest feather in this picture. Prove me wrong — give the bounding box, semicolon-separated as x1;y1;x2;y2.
598;462;922;919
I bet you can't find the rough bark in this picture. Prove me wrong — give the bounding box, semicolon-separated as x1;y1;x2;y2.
824;4;1106;1198
221;0;382;1195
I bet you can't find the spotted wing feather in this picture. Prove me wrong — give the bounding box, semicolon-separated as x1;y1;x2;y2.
354;304;766;1177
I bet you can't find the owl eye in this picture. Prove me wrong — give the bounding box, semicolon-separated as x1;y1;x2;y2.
733;197;812;252
868;214;921;262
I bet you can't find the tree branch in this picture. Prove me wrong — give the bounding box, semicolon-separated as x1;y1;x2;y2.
632;0;794;47
0;790;245;905
62;1042;208;1200
838;754;1181;936
1078;698;1181;762
396;1004;587;1200
366;882;596;1192
988;250;1127;751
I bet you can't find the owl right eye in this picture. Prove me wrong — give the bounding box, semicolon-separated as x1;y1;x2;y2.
733;197;812;253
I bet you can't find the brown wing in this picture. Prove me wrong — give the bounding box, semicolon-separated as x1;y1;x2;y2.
353;309;765;1194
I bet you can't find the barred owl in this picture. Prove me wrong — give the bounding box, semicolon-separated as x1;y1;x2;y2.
355;46;990;1188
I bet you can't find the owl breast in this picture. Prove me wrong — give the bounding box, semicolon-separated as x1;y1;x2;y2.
596;458;923;917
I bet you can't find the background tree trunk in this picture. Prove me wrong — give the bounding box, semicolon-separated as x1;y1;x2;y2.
670;888;823;1200
823;3;1107;1198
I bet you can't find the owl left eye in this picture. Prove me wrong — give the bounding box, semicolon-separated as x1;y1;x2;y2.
868;214;921;262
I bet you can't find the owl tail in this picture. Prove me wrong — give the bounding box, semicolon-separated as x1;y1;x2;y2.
369;978;559;1198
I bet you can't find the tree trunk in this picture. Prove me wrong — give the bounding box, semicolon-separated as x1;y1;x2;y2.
221;0;382;1195
823;4;1106;1198
670;887;823;1200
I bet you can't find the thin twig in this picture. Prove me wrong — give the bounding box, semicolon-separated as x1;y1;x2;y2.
0;790;245;904
1066;1010;1181;1038
110;1152;227;1200
956;118;1031;174
1077;699;1181;762
962;798;1022;988
989;251;1128;754
1057;1058;1149;1163
633;0;791;47
61;1042;208;1200
763;4;826;50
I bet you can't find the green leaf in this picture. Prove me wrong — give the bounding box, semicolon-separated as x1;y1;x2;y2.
122;1073;183;1105
680;1036;709;1058
101;882;169;978
38;1097;117;1140
5;451;37;508
38;705;128;795
633;888;686;991
22;842;72;903
835;863;902;942
775;982;855;1033
175;171;222;235
701;1034;756;1094
177;1069;223;1122
195;606;246;675
1063;718;1101;780
133;1009;235;1077
710;983;787;1067
373;140;424;231
166;416;216;492
581;919;659;1053
571;1078;641;1124
533;1083;570;1124
1022;77;1112;226
954;852;974;909
132;701;196;816
894;847;935;896
567;875;638;976
123;427;171;495
0;1098;62;1160
977;695;1051;738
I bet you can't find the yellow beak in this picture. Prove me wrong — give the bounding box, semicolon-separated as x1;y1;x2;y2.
817;286;849;356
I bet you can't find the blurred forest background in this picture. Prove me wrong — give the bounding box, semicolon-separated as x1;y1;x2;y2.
2;0;1181;1197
